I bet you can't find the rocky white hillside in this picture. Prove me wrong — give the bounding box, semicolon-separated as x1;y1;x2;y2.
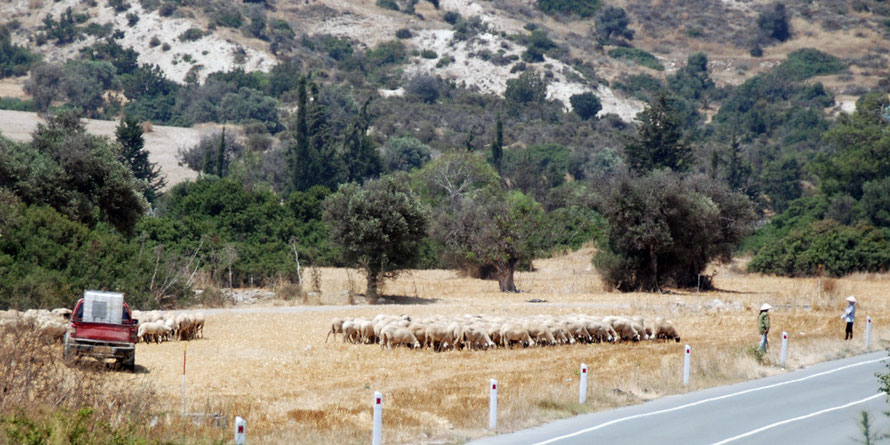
3;0;890;122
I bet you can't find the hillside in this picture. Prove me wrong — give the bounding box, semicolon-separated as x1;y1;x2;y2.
4;0;889;122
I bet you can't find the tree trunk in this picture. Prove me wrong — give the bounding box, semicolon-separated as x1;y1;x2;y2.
366;269;379;303
647;244;659;292
497;261;517;292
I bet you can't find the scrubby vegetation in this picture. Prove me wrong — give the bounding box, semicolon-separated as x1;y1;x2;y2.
1;0;889;310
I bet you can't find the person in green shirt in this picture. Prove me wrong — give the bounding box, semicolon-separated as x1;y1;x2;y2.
758;303;772;352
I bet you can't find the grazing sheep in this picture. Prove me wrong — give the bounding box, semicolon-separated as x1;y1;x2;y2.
654;318;681;342
341;319;360;343
606;316;641;342
527;322;556;346
565;320;592;343
500;323;535;349
424;323;453;352
462;325;496;350
194;312;205;338
326;317;346;343
380;326;421;349
631;315;654;340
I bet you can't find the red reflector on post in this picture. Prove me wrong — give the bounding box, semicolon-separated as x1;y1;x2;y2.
492;383;497;390
238;425;244;433
376;398;381;405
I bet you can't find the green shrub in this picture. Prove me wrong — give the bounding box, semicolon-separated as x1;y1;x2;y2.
377;0;400;11
748;220;890;277
607;47;664;71
436;54;454;67
178;27;205;42
0;97;35;111
537;0;600;17
443;10;461;24
613;73;664;101
420;49;438;59
367;40;407;66
213;6;244;28
569;92;601;120
395;28;412;39
0;28;40;78
773;48;845;81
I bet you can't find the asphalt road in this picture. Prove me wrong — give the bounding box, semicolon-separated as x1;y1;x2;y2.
471;351;890;445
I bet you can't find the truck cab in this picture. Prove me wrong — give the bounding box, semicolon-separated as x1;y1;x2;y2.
64;291;138;371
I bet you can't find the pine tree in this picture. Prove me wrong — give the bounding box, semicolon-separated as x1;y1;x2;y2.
624;94;691;173
115;114;165;203
217;127;226;177
342;99;382;183
491;115;503;172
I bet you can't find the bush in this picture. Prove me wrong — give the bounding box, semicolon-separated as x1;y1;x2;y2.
608;47;664;71
569;92;601;120
594;170;755;291
436;54;454;67
382;136;432;171
376;0;399;11
405;73;443;103
178;27;205;42
0;97;35;111
595;6;634;43
443;10;461;24
773;48;845;81
395;28;412;39
537;0;600;17
757;2;790;43
613;73;664;101
149;35;161;47
420;48;438;59
367;40;407;66
0;28;40;78
748;220;890;277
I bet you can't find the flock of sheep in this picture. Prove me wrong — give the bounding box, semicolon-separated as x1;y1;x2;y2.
132;310;205;343
0;308;71;341
326;314;681;351
0;308;205;345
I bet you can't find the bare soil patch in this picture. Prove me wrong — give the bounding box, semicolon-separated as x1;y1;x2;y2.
0;109;210;188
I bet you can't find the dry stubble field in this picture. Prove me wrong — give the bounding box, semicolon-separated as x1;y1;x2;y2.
122;248;890;444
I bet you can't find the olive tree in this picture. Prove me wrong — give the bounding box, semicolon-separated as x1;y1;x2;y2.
323;175;427;302
415;152;544;292
594;169;755;291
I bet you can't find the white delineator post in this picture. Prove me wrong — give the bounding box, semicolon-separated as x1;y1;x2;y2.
234;416;246;445
780;331;788;369
579;363;588;404
372;392;382;445
489;379;498;430
866;316;873;350
683;345;691;386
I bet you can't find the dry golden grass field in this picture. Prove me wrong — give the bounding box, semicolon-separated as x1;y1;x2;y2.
119;248;890;444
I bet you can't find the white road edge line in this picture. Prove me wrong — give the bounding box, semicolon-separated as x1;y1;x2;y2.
531;356;887;445
711;393;885;444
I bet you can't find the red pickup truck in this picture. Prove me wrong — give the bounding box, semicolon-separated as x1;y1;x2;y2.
63;291;138;371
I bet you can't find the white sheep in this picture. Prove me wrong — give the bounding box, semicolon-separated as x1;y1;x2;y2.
654;318;681;342
500;323;535;349
379;325;421;349
326;317;346;343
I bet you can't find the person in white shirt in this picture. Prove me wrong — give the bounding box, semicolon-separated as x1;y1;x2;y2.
841;296;856;340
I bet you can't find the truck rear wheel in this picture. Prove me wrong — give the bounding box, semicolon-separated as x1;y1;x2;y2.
120;353;135;372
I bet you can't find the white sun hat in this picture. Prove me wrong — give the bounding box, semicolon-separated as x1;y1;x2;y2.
760;303;773;311
846;296;857;303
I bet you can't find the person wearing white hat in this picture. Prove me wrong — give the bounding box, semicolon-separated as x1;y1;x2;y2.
841;296;856;340
758;303;772;352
